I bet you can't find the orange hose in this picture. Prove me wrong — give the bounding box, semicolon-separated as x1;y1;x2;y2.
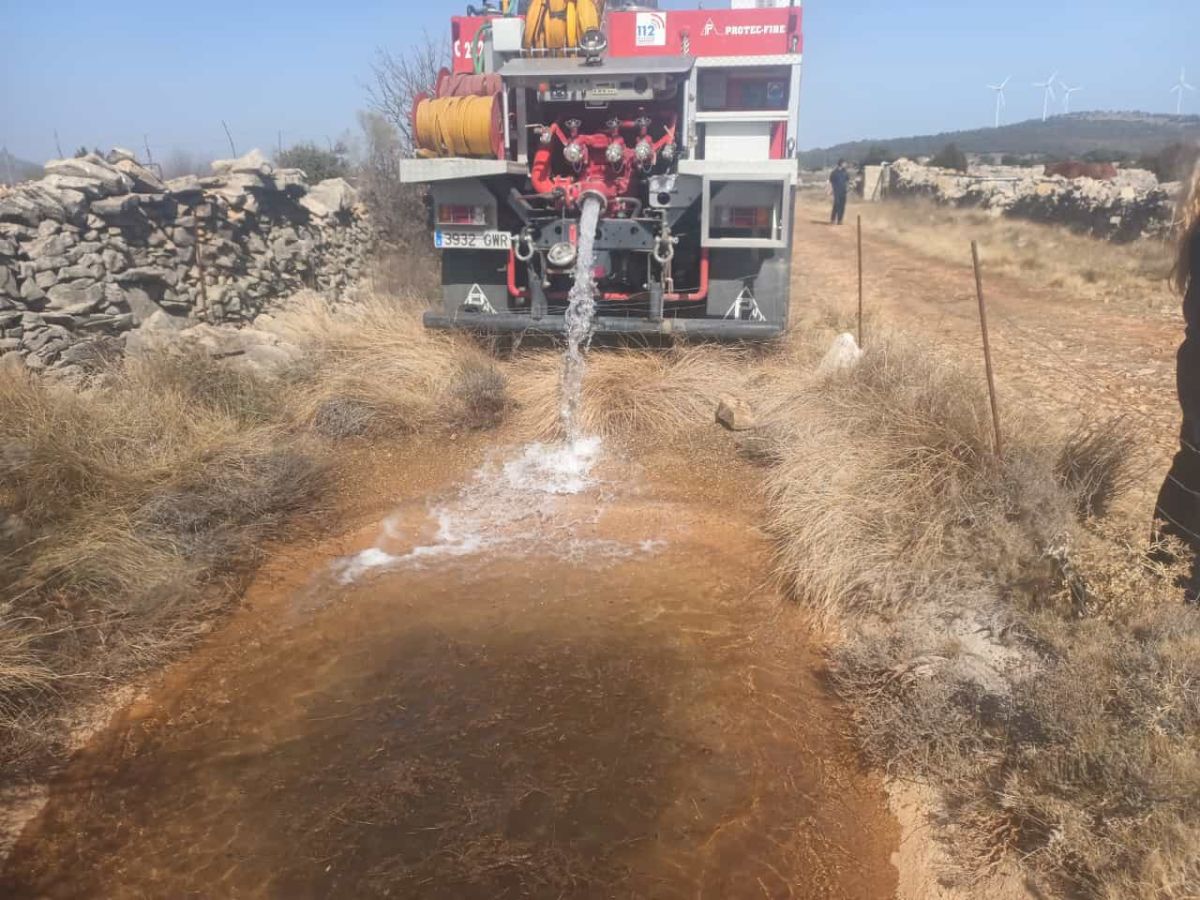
414;95;497;158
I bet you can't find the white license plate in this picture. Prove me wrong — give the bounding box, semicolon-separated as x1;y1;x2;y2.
434;230;512;250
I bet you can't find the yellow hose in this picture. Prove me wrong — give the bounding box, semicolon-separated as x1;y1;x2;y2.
523;0;603;50
414;95;496;158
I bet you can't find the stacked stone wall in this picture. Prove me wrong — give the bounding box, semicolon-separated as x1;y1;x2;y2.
0;148;371;374
885;158;1179;243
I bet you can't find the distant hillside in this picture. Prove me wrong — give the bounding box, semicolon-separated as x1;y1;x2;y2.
0;149;41;186
799;111;1200;168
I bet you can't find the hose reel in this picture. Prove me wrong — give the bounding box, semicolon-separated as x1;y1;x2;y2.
523;0;605;51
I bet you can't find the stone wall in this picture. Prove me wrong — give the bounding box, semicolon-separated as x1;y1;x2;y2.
0;149;371;375
885;158;1179;243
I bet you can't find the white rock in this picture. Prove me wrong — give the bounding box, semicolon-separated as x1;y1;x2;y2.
211;149;273;177
300;178;357;217
818;333;864;375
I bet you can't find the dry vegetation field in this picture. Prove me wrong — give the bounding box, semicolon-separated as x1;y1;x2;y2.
2;198;1198;898
853;197;1179;315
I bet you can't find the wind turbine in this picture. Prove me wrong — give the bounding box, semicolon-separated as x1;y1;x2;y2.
987;76;1011;128
1060;83;1082;114
1034;71;1058;122
1170;68;1196;115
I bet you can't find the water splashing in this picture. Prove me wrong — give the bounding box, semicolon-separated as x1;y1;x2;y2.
561;196;602;442
330;200;620;586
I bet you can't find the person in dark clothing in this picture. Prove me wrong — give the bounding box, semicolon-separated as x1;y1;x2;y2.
1154;162;1200;598
829;160;850;225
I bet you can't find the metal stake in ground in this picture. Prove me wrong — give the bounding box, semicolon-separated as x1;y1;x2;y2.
857;215;864;347
971;241;1003;460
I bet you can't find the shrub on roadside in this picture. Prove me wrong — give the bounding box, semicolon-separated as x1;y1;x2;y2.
276;141;350;183
754;332;1198;898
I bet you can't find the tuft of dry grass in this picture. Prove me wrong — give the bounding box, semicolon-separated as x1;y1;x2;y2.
510;344;747;442
277;291;508;437
753;330;1200;898
757;333;1075;615
0;356;328;771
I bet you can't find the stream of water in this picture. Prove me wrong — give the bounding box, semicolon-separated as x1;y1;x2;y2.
332;198;616;583
560;196;602;443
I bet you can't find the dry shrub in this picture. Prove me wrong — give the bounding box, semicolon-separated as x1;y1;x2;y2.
449;362;509;431
0;356;326;772
277;291;506;437
511;344;746;441
757;331;1198;897
1057;419;1141;518
760;333;1074;615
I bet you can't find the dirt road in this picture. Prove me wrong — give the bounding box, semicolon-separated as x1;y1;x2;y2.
1;433;898;899
794;196;1183;472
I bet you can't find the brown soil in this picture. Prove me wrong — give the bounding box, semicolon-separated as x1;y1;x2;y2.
0;432;899;899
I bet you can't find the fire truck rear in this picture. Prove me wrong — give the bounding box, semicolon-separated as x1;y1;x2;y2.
400;0;803;339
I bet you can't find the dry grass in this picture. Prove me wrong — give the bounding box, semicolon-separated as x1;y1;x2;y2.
277;291;508;436
510;343;748;442
757;333;1076;615
819;196;1177;313
751;330;1199;898
0;287;509;773
0;355;327;770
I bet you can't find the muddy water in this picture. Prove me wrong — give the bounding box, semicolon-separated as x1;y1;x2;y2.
1;438;897;899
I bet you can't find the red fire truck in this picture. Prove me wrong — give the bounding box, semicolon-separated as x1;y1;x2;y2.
401;1;803;339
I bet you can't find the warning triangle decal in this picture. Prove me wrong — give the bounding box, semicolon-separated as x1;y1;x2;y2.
463;284;497;315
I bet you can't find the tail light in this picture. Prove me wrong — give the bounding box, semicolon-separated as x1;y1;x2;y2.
437;204;487;226
716;206;774;232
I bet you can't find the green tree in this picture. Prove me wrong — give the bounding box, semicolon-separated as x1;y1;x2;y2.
860;144;894;166
276;141;350;183
1082;148;1130;164
931;142;969;172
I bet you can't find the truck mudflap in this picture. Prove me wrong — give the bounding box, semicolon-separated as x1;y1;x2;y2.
422;312;784;341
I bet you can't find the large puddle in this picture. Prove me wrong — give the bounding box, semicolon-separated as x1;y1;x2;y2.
1;440;898;899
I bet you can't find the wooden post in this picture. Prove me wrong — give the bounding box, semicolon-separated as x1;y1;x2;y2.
971;241;1003;460
856;214;864;347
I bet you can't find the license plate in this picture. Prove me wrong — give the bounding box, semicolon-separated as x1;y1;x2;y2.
434;230;512;250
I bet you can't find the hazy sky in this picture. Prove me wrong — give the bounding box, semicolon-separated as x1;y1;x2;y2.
2;0;1197;164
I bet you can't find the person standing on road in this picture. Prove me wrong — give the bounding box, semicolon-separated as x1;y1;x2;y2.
829;160;850;226
1154;162;1200;598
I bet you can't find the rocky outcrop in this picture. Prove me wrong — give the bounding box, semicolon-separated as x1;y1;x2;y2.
0;149;372;376
885;158;1178;243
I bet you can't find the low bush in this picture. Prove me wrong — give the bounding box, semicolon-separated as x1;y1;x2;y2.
278;291;506;437
753;333;1199;898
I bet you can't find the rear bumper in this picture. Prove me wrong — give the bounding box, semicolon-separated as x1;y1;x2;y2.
423;312;784;341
